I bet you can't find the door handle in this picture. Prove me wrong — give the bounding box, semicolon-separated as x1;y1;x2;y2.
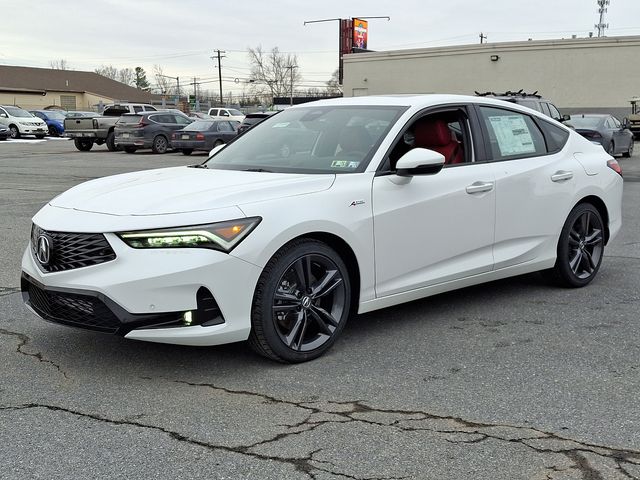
466;181;494;194
551;170;573;182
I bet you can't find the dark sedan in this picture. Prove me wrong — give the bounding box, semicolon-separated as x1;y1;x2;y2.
171;120;238;155
569;114;634;157
115;111;193;154
237;111;278;134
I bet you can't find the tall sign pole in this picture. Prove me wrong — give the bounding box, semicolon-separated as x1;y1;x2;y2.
212;50;226;105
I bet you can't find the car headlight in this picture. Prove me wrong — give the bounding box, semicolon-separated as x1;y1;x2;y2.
117;217;261;252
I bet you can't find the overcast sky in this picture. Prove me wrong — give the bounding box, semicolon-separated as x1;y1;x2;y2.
2;0;640;96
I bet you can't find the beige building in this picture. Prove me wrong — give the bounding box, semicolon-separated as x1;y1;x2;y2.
343;35;640;118
0;65;155;111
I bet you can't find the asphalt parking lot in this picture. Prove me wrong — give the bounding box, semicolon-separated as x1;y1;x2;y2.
1;138;639;479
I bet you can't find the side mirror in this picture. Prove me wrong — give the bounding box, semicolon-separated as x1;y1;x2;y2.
209;143;225;157
561;114;571;122
0;113;7;118
395;148;445;177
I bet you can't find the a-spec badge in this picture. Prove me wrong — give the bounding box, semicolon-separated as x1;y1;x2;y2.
349;200;365;207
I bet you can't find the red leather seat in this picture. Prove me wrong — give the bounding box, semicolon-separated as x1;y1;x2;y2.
413;119;464;164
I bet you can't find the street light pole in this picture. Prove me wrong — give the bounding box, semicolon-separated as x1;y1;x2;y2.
286;64;297;106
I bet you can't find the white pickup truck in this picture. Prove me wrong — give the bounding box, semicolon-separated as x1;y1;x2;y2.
64;103;157;151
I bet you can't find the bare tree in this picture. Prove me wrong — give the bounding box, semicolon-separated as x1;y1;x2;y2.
50;59;70;70
95;65;119;80
118;68;135;86
247;46;301;101
153;64;173;94
325;69;343;96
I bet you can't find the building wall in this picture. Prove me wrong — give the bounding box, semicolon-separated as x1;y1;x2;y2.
0;91;116;111
343;36;640;118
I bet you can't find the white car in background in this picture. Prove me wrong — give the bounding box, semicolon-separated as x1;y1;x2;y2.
21;95;623;363
0;105;48;138
207;107;245;123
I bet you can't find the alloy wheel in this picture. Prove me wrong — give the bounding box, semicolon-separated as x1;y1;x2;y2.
567;210;604;279
271;254;346;352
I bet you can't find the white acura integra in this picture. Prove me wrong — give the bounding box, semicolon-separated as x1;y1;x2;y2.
22;95;623;363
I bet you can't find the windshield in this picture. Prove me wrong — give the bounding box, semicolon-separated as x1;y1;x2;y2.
570;116;603;129
205;105;406;174
5;107;33;118
46;111;67;120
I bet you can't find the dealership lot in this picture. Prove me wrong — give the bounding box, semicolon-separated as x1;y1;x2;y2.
1;138;640;479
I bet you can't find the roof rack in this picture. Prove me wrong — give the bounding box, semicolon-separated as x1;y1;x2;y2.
475;89;541;98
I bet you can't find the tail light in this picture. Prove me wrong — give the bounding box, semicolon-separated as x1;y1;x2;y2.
580;130;602;139
196;133;205;140
607;159;623;177
92;119;99;129
135;119;148;128
171;133;176;139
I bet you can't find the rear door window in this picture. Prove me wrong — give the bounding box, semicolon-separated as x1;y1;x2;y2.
547;104;562;121
217;121;234;132
133;106;143;113
479;106;547;160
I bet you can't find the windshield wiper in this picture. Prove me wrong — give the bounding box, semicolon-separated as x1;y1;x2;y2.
188;163;208;169
243;168;273;172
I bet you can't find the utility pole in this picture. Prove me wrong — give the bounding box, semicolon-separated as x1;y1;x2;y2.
595;0;610;37
479;32;487;44
212;50;226;106
286;65;297;106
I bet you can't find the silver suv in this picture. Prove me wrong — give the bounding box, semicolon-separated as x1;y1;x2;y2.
475;90;567;123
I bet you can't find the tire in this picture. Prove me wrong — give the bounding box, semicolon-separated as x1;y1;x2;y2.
35;134;45;139
248;239;351;363
74;138;93;151
106;131;118;152
123;146;137;154
623;141;634;158
47;125;59;137
607;141;615;156
544;203;605;288
151;135;168;154
181;149;193;156
213;140;224;147
9;125;19;139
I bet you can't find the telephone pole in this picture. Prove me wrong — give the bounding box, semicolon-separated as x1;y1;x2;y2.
595;0;610;37
286;64;297;106
212;50;226;106
479;32;487;44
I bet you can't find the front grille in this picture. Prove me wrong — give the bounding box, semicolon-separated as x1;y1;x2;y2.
27;281;120;333
31;224;116;273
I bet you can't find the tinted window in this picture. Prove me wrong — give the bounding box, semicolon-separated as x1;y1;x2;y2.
184;121;214;131
144;106;157;111
217;121;234;132
174;114;191;125
117;115;142;125
538;119;570;153
133;106;143;113
150;114;175;124
209;109;219;116
479;106;546;160
519;100;540;112
547;104;561;120
219;110;230;117
539;103;551;116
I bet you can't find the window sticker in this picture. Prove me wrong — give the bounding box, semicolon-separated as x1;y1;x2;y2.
489;115;536;156
272;122;290;128
331;160;360;168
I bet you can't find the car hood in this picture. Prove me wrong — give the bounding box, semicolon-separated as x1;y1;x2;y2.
50;166;335;216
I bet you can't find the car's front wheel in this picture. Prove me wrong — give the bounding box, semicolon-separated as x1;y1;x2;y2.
249;239;351;363
545;203;605;288
9;125;19;139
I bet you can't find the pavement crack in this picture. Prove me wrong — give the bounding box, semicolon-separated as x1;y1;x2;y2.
564;451;604;480
0;287;21;297
0;328;69;379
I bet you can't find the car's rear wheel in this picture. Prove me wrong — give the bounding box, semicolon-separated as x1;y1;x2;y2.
545;203;604;288
249;239;351;363
213;139;224;147
607;141;615;156
106;131;118;152
181;149;193;156
9;125;19;139
152;135;168;154
623;140;634;158
74;139;93;151
123;146;137;154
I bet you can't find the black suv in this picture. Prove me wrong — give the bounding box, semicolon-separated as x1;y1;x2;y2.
115;111;193;154
475;90;567;123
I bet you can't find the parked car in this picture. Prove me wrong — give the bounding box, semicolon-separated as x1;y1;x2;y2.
64;103;157;152
475;90;568;123
171;119;239;155
569;114;634;157
21;95;622;363
207;107;245;122
0;105;48;138
237;111;278;134
29;110;67;137
115;111;193;154
0;125;9;140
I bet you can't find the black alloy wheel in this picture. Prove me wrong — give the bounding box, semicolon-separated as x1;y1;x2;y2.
48;125;59;137
249;239;351;363
9;125;19;139
623;140;634;158
546;203;604;287
152;135;168;154
74;139;93;151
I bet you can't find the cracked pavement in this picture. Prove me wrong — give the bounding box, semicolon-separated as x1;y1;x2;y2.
1;141;639;479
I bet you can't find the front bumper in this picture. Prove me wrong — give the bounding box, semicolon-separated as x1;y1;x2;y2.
21;231;262;346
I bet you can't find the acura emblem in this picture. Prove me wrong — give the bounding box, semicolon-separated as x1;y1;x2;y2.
36;235;51;265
